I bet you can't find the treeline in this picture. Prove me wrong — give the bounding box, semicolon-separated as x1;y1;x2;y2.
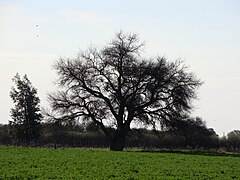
1;121;239;152
5;71;216;150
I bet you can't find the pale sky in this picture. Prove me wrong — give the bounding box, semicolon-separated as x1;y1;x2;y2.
1;0;240;136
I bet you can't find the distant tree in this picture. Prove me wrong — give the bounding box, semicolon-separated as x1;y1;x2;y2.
9;73;42;144
227;130;240;151
47;32;202;151
173;117;219;148
0;124;11;144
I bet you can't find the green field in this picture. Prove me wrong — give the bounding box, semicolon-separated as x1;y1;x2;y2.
0;146;240;179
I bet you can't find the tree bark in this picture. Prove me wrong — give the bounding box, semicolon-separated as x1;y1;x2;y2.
110;129;128;151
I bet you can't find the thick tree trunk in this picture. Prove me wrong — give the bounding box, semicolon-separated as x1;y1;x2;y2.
110;130;128;151
25;129;30;145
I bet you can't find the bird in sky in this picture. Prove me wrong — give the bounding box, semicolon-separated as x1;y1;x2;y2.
36;24;39;37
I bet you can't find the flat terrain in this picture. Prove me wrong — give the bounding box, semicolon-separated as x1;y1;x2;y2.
0;146;240;179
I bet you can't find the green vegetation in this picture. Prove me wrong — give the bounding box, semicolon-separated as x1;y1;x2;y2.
1;146;240;179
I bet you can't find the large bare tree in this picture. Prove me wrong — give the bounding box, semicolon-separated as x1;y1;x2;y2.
47;32;202;151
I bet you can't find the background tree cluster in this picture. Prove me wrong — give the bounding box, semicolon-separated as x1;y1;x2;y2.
2;120;240;151
0;120;220;149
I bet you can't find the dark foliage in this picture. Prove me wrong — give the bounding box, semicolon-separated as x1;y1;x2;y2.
171;117;219;148
0;124;12;144
9;74;42;144
0;122;217;149
220;130;240;152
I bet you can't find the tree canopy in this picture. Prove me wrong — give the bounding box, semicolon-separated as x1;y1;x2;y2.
47;32;202;151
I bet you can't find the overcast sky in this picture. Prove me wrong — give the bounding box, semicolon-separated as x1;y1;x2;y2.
1;0;240;136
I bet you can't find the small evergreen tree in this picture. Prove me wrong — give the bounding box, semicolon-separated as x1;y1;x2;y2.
9;73;42;144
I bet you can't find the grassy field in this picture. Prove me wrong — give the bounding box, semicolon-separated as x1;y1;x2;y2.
0;146;240;179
